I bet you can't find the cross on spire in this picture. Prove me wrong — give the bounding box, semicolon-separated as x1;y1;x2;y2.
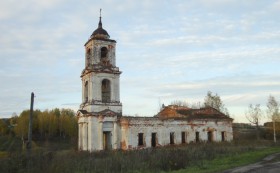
98;8;102;28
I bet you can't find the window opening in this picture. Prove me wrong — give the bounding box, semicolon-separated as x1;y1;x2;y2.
86;48;91;66
151;133;157;147
196;132;200;143
138;133;144;146
221;132;225;141
181;132;186;144
100;47;110;66
101;47;108;59
170;132;175;144
207;131;213;142
101;79;110;102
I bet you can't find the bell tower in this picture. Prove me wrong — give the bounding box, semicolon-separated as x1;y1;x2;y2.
80;11;122;115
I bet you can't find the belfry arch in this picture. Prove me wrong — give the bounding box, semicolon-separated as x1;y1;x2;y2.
101;47;108;59
101;79;111;102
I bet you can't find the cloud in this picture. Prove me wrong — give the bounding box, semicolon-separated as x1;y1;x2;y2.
0;0;279;122
0;0;65;20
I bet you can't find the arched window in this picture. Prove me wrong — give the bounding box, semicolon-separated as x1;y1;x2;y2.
101;79;110;103
87;48;91;55
101;47;108;59
84;81;88;103
86;49;91;67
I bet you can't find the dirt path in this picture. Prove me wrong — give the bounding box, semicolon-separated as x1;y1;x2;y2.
223;153;280;173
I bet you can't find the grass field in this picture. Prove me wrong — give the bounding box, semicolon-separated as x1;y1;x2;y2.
172;147;280;173
0;136;279;173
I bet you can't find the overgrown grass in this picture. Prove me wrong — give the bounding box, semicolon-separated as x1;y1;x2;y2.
172;147;280;173
0;139;279;173
0;136;22;152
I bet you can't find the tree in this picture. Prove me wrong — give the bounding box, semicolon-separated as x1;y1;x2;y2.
170;100;189;107
14;110;40;140
170;100;202;109
190;102;202;109
245;104;262;140
267;95;279;143
38;110;50;138
14;108;77;141
0;119;9;135
10;113;18;125
14;110;30;139
59;109;75;138
204;91;229;116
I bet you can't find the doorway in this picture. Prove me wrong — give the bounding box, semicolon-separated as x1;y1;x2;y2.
207;131;213;142
103;131;112;150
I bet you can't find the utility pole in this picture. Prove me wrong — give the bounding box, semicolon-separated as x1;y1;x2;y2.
27;92;34;150
27;92;34;173
273;118;276;143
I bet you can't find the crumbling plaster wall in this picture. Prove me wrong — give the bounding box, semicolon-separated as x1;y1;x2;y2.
78;115;233;152
78;115;120;151
85;40;116;66
81;72;122;114
120;117;233;150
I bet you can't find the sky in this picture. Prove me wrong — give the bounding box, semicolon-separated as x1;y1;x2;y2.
0;0;280;124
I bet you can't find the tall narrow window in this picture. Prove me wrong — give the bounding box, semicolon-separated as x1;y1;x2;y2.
151;133;157;147
84;81;88;103
196;132;200;143
101;47;108;59
101;47;110;65
170;132;175;144
101;79;110;102
221;132;225;142
207;131;213;142
138;133;144;146
87;48;91;55
181;132;186;144
86;48;91;67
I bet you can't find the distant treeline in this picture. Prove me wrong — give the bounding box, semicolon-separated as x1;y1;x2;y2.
0;108;77;141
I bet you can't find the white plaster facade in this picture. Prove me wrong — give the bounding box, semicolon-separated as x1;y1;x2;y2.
78;107;233;151
119;117;233;149
77;16;233;152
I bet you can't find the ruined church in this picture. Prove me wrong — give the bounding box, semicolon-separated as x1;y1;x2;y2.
77;15;233;151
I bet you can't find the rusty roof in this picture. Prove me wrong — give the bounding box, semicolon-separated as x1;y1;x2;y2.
156;105;232;121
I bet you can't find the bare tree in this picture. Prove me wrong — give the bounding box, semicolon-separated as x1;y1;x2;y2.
204;91;229;116
267;95;279;143
191;102;202;109
170;100;189;107
245;104;262;140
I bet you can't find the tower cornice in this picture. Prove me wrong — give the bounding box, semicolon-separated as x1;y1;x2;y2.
84;37;116;46
81;69;122;78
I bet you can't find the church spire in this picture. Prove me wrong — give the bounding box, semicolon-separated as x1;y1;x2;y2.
90;9;110;39
98;8;102;28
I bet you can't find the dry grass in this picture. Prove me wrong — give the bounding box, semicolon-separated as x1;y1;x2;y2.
0;139;279;173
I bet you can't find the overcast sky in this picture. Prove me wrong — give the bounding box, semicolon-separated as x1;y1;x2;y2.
1;0;279;123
